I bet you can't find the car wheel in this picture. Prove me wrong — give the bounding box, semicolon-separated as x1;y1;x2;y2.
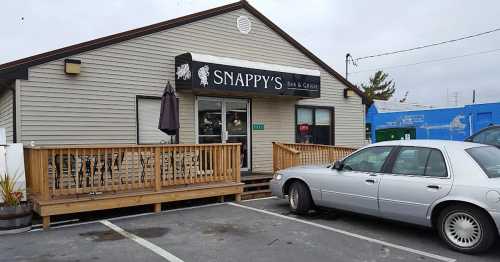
288;181;313;215
437;204;497;254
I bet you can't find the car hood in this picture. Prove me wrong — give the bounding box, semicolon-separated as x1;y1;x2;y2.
281;164;328;172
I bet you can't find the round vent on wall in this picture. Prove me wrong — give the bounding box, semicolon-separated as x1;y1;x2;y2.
236;16;252;34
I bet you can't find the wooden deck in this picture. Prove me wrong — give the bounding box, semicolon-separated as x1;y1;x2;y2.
24;143;243;229
272;142;357;172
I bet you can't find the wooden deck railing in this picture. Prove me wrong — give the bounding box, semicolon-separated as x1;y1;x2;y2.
25;143;241;201
272;142;357;172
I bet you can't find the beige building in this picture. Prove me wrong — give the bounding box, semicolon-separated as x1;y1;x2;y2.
0;1;366;175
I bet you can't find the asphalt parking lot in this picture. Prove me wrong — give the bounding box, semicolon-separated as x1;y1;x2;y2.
1;197;500;262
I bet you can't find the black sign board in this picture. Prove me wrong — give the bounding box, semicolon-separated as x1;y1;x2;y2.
175;53;320;98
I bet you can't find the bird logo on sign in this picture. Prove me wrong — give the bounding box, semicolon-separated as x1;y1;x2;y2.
176;63;191;80
198;65;210;87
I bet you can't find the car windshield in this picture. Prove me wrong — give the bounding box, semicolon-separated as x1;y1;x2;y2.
466;146;500;178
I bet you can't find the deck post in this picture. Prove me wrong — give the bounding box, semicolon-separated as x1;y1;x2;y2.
154;147;162;213
154;203;161;213
154;147;161;191
235;144;242;202
42;216;50;230
272;142;277;173
40;150;50;201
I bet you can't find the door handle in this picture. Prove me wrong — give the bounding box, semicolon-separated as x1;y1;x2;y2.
365;179;376;184
427;185;441;190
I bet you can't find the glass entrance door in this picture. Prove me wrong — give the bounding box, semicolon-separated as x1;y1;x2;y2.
197;97;250;171
197;99;223;143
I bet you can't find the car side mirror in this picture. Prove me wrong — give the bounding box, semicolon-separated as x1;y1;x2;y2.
332;160;343;170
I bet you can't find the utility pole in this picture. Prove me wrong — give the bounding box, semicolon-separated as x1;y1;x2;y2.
345;53;351;80
472;89;476;104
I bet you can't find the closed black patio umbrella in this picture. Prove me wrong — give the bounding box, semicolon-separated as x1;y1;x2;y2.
158;81;179;139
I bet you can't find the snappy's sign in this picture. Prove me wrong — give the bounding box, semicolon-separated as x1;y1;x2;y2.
175;53;320;98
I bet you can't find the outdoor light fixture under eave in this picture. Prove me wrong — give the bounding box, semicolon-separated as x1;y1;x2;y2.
64;59;81;75
344;88;355;98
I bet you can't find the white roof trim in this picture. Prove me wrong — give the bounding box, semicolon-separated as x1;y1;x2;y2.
373;99;438;113
190;53;321;77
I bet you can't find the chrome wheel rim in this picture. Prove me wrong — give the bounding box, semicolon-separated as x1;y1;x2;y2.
444;212;481;248
289;187;299;209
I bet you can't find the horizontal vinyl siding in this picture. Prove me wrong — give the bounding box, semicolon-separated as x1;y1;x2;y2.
178;92;195;144
298;68;365;147
20;9;319;145
0;87;14;143
18;8;364;171
252;97;296;173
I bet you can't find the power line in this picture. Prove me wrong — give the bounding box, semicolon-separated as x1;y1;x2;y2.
355;27;500;61
349;48;500;75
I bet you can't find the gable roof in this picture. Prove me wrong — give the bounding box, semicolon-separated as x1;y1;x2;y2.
0;0;366;102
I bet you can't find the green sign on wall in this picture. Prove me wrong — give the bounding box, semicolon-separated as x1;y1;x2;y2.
252;123;265;130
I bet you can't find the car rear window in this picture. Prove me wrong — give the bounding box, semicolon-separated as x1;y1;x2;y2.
466;146;500;178
391;147;447;177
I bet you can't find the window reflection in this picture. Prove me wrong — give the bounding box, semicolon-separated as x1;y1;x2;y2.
198;100;222;136
227;136;248;168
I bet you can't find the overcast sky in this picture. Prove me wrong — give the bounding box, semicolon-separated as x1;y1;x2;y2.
2;0;499;106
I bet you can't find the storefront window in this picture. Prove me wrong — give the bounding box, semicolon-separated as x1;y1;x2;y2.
297;108;313;125
297;108;313;143
296;106;333;145
198;100;222;143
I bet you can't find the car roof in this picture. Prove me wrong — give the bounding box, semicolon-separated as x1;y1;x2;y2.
473;125;500;134
368;139;484;150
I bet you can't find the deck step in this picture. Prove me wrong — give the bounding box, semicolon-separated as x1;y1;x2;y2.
241;189;272;200
243;182;270;188
241;173;273;199
242;189;271;195
241;174;273;181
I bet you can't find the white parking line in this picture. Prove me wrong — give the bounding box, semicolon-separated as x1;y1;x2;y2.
31;219;80;229
100;220;184;262
241;196;277;202
29;203;226;232
228;202;456;262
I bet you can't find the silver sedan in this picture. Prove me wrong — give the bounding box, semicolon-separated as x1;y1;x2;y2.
271;140;500;254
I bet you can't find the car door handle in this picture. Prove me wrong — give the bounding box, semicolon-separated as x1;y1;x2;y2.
365;179;376;184
427;185;441;190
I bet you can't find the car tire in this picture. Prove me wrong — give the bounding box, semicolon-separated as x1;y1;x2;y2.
437;204;497;254
288;181;313;215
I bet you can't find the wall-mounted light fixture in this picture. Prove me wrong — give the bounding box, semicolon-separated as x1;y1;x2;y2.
343;88;355;98
64;59;81;75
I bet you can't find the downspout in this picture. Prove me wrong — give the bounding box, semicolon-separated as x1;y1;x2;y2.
11;82;16;143
0;80;16;143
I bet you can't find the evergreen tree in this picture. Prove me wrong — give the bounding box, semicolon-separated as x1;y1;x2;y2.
360;70;396;102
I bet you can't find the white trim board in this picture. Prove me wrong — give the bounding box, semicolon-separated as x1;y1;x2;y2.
190;53;320;77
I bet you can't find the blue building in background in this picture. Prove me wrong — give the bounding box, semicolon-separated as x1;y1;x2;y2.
366;100;500;142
